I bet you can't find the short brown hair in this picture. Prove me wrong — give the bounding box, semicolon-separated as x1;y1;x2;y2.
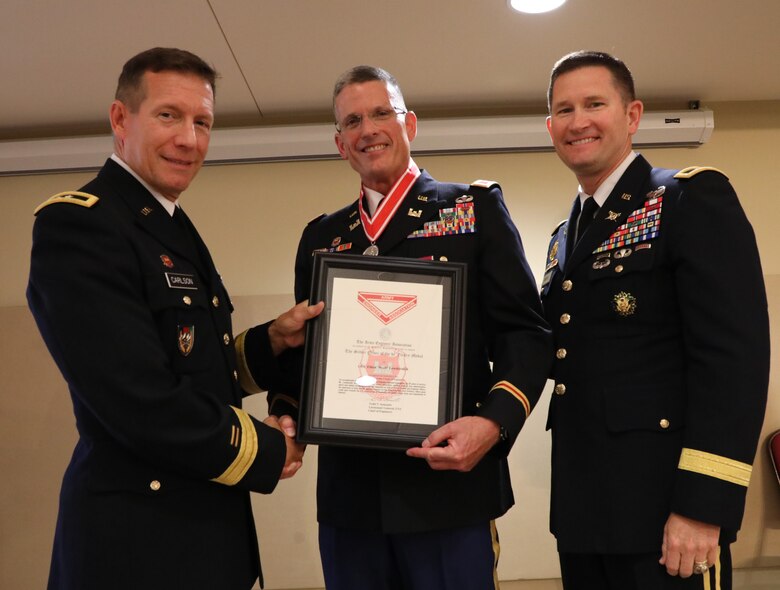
115;47;218;112
548;51;635;112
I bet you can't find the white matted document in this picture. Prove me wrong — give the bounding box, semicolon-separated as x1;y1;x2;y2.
322;277;442;425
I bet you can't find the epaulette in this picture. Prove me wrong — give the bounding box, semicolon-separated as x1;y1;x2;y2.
551;218;567;235
673;166;728;180
307;213;326;226
34;191;99;216
470;179;499;189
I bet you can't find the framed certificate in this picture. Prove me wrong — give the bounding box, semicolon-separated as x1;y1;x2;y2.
298;253;466;450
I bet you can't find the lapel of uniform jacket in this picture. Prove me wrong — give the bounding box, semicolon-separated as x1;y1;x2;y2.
542;213;572;296
558;197;579;267
335;200;370;254
99;160;208;278
173;206;220;285
565;155;653;272
374;171;443;254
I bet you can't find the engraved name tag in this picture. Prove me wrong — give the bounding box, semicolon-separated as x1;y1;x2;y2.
165;272;197;290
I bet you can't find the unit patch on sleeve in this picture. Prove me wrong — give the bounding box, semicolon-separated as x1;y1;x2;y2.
408;203;476;239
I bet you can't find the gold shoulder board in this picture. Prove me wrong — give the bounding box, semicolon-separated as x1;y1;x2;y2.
551;218;567;236
470;179;499;189
673;166;728;180
34;191;100;216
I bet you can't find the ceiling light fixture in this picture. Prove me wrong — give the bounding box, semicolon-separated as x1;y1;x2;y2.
508;0;566;14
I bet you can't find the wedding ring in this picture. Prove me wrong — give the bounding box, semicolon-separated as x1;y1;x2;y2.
693;560;709;575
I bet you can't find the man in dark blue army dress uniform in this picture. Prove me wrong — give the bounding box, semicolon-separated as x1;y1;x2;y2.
541;51;770;589
270;65;552;589
27;47;321;590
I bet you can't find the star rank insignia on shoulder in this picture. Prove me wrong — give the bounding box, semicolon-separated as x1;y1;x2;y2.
34;191;100;215
674;166;728;180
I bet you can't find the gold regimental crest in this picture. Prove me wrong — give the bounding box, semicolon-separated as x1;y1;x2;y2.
613;292;637;317
178;325;195;356
549;240;559;261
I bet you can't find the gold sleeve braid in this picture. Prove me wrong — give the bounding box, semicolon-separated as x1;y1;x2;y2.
234;330;263;394
678;448;752;487
212;406;258;486
490;381;531;418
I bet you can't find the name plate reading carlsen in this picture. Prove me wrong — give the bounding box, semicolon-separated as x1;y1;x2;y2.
298;253;466;450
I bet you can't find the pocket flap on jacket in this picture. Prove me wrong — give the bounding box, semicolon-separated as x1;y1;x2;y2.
604;382;684;433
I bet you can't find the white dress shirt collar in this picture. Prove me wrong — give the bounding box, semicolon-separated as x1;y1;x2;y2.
577;151;638;208
111;154;177;217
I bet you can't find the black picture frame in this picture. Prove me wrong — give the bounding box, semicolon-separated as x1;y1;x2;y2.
298;253;466;450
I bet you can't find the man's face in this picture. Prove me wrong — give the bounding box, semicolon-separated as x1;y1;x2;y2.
334;80;417;194
546;66;642;192
110;70;214;202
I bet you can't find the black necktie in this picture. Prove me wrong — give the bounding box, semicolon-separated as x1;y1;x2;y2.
172;205;186;229
173;206;208;269
575;197;599;244
172;206;192;243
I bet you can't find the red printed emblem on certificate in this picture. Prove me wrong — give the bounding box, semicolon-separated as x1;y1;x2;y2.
357;292;417;325
358;347;408;400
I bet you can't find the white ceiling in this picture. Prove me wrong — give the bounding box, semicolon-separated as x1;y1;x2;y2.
2;0;779;140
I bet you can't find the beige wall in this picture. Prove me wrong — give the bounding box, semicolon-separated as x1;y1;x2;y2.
2;101;778;589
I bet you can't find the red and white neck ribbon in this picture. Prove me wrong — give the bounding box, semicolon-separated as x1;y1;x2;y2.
358;160;421;243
